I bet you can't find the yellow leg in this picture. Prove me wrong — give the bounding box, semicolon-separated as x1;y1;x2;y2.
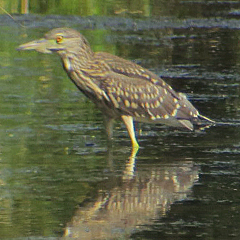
121;115;139;149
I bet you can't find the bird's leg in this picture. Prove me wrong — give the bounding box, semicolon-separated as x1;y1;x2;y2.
103;116;114;142
121;115;139;149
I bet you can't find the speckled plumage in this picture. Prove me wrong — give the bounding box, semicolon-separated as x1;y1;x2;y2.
17;28;213;148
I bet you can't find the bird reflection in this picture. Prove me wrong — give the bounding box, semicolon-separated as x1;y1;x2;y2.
62;149;198;240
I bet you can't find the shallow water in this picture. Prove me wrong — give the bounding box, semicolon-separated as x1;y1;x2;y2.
1;1;240;239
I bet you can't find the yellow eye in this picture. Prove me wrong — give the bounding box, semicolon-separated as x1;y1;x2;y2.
56;36;63;43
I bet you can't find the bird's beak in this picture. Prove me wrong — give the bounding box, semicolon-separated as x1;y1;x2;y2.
17;38;53;54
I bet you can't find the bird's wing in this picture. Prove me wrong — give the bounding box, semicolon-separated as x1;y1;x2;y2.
95;52;179;98
102;73;199;123
78;59;199;126
92;52;199;122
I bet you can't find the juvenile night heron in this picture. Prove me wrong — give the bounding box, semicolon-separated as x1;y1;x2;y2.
17;28;213;148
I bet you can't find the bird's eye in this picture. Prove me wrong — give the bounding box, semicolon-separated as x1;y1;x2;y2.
56;36;63;43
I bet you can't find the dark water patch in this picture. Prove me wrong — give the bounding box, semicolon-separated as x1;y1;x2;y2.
180;1;240;18
1;9;240;240
131;160;240;240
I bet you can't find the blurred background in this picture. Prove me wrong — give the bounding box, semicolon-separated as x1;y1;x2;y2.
1;0;240;239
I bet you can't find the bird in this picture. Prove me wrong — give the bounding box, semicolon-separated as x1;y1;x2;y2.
17;28;213;149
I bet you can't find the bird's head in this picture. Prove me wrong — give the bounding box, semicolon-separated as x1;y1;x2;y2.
17;28;91;54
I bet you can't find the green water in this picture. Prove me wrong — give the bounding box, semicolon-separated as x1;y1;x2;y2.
1;0;240;239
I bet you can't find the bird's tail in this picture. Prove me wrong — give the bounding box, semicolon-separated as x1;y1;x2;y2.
196;115;240;130
198;114;215;124
195;114;215;130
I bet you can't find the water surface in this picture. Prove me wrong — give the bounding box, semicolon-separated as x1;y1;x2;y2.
1;1;240;239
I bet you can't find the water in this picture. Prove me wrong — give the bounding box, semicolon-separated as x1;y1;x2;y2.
1;1;240;239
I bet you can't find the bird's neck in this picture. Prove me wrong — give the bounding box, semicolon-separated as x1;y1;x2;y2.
60;47;94;71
